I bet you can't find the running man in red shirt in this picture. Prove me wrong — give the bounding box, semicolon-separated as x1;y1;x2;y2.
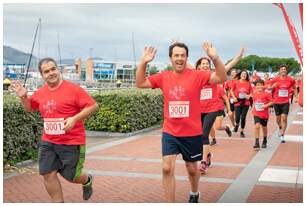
269;65;296;143
251;79;273;149
10;58;98;202
136;42;227;203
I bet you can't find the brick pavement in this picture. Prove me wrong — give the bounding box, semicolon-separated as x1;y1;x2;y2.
3;103;303;203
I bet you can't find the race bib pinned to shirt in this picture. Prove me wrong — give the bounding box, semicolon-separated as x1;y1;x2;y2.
169;101;190;118
239;92;246;99
254;102;264;111
200;88;213;100
44;118;65;135
278;89;288;97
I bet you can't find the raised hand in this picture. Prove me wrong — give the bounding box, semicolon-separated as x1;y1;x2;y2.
202;42;218;60
141;46;157;64
239;47;246;57
10;80;28;98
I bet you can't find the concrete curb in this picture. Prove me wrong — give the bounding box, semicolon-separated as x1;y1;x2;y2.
85;124;162;137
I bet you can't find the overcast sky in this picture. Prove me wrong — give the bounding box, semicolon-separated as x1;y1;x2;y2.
3;3;303;65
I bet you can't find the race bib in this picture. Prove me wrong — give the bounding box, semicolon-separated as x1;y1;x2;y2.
278;89;288;97
239;92;246;99
169;101;190;118
44;118;65;135
254;102;264;111
200;88;212;100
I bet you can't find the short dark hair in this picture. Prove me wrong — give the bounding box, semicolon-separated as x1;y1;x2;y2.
279;64;287;69
38;57;57;74
254;79;265;86
195;57;211;70
169;42;189;57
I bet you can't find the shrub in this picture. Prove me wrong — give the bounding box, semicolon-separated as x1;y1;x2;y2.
3;93;43;165
85;89;164;132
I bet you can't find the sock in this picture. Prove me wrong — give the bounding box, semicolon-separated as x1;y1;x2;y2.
190;191;199;196
83;175;91;185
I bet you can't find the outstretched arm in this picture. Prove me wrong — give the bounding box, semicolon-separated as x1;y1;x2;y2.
136;46;157;88
225;47;245;72
10;81;32;112
203;42;226;84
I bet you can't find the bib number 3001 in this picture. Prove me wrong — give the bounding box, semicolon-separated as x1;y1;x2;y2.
44;118;65;135
169;101;190;118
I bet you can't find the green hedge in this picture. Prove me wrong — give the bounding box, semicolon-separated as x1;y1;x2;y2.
85;89;164;132
3;93;43;165
3;89;164;165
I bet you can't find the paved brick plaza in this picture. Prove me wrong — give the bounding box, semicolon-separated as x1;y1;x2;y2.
3;103;303;203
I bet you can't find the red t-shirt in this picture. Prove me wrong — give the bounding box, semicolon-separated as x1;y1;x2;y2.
216;84;225;111
298;75;303;107
200;80;219;113
270;76;296;104
264;79;273;94
225;79;233;97
148;68;210;137
252;91;272;119
30;80;96;145
232;80;252;106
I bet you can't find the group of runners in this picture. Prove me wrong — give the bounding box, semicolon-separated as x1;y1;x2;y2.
10;41;302;203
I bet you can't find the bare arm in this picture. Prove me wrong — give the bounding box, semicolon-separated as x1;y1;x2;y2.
202;42;227;84
136;46;156;88
10;81;32;112
225;47;245;72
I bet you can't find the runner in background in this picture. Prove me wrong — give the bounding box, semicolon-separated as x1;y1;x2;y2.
269;64;296;143
136;42;227;203
209;83;232;146
225;69;238;130
231;70;252;137
264;73;274;114
195;48;244;174
251;79;273;150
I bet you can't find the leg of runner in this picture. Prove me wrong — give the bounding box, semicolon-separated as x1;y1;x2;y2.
162;155;177;202
214;114;232;137
210;126;217;146
43;171;64;203
229;103;236;129
253;122;260;150
234;106;241;132
262;125;268;148
280;114;288;143
276;115;282;136
185;161;200;202
240;105;249;138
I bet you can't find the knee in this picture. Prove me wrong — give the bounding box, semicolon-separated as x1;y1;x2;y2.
186;163;198;176
255;124;261;129
162;164;174;176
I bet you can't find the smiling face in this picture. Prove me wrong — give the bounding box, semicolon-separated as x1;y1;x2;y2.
40;61;62;87
279;66;287;77
240;71;248;80
197;58;211;71
170;46;188;73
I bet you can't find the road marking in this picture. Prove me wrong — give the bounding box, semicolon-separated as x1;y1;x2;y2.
285;135;303;142
259;168;302;184
292;120;303;124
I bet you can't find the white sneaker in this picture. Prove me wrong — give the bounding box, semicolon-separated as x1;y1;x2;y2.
278;130;282;137
280;135;285;143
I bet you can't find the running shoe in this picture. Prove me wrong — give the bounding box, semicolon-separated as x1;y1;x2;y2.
225;124;232;137
189;192;200;203
233;125;239;132
199;161;208;174
253;141;260;150
83;174;93;200
207;153;212;167
210;138;217;146
262;139;267;148
280;135;285;143
240;131;245;138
